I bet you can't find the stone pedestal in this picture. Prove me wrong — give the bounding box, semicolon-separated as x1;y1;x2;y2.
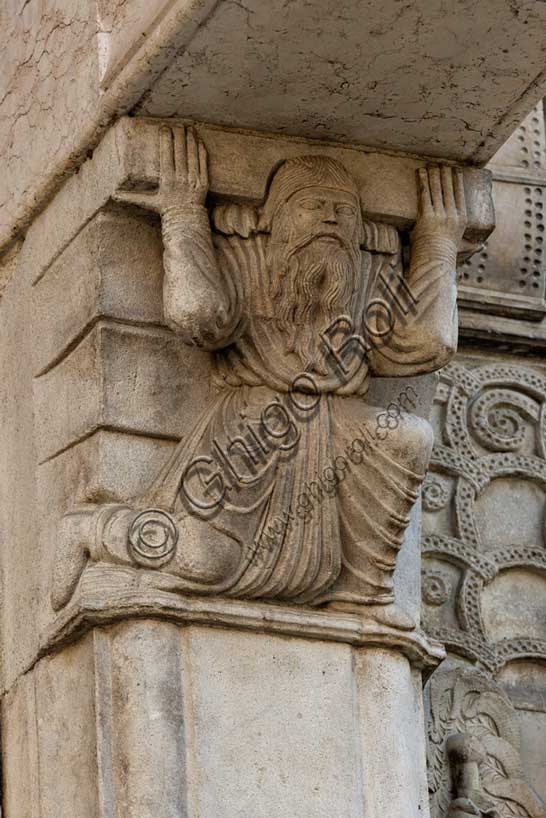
4;583;442;818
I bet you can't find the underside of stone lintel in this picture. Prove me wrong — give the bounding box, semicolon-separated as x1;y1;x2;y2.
3;0;546;263
135;0;546;166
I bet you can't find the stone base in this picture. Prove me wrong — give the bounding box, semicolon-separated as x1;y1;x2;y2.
44;563;445;670
3;571;443;818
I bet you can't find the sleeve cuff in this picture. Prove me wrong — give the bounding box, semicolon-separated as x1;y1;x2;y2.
410;234;458;270
161;205;210;240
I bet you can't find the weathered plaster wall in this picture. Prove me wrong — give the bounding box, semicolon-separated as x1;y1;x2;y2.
0;0;101;257
0;0;218;258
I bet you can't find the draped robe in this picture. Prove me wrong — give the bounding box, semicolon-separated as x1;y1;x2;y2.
128;202;457;606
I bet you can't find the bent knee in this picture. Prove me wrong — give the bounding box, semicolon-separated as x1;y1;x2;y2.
174;516;241;583
381;414;433;473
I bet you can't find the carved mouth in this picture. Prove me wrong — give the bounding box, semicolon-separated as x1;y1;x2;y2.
313;234;341;244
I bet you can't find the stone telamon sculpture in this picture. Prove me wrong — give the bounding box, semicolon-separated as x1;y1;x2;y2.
51;126;467;629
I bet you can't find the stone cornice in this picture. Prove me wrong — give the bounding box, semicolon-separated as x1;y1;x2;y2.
41;565;445;671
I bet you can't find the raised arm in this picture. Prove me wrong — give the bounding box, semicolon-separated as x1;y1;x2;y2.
368;165;467;377
114;126;240;349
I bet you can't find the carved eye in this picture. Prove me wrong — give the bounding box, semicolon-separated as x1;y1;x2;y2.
336;204;356;216
299;199;322;210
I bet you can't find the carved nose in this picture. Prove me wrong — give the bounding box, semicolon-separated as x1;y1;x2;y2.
322;204;338;223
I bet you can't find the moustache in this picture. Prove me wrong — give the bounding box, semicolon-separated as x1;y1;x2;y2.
285;230;351;254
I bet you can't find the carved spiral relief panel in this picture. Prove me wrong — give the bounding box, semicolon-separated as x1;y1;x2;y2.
422;361;546;673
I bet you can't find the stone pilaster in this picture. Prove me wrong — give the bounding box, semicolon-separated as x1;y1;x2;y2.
0;117;482;817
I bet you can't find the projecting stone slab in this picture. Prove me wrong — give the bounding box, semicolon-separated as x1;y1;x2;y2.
119;117;494;243
136;0;546;164
21;115;494;301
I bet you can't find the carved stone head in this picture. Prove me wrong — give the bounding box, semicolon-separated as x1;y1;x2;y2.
260;154;362;246
260;156;364;367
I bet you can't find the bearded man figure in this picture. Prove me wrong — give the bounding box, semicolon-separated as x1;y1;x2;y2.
51;126;467;630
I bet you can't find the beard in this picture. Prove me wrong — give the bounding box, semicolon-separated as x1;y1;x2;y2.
267;225;360;373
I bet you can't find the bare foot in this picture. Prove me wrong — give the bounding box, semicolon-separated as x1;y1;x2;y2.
329;601;416;631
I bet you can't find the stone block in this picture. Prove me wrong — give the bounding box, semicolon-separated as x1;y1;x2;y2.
1;617;438;818
0;431;176;695
185;627;362;818
136;0;546;163
1;633;98;818
122;117;494;243
459;180;546;319
21;120;146;287
34;635;99;818
1;673;39;818
33;322;210;463
514;709;546;805
33;210;164;376
17;116;495;296
104;621;188;818
0;257;41;694
355;649;429;818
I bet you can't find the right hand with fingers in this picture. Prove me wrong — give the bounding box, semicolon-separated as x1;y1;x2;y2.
112;125;209;214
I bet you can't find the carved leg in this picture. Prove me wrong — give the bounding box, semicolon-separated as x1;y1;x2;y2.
50;505;132;610
169;514;242;583
318;399;433;629
51;501;243;610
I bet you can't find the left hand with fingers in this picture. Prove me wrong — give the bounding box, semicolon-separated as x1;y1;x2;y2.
411;165;468;247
